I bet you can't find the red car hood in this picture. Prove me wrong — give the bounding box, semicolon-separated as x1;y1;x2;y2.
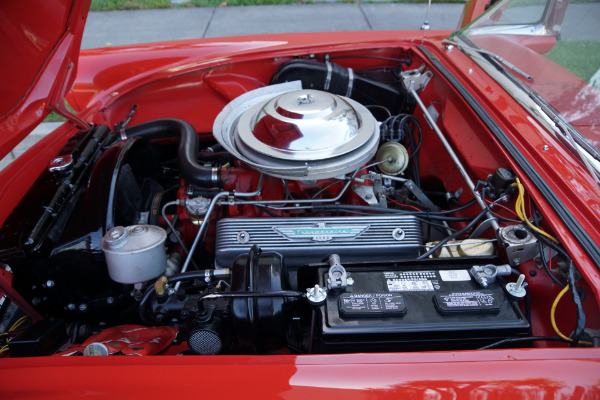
0;0;91;161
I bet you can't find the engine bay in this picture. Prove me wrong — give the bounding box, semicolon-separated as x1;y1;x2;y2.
1;48;598;356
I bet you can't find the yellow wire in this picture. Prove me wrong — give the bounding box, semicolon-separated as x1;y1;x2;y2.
0;316;29;355
8;316;27;332
513;179;591;346
550;284;593;346
514;178;559;243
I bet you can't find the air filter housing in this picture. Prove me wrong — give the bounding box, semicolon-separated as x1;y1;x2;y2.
213;82;379;180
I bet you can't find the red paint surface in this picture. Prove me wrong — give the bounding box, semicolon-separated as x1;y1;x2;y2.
0;0;71;115
0;0;91;160
1;349;599;398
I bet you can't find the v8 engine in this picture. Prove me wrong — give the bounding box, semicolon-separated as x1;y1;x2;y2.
0;58;548;356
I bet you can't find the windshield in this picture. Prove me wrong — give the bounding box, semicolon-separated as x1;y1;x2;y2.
459;0;600;148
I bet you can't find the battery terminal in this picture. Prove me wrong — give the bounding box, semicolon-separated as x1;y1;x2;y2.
470;264;512;288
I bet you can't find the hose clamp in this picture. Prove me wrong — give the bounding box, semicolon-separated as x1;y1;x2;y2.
346;68;354;97
324;62;333;91
211;167;219;184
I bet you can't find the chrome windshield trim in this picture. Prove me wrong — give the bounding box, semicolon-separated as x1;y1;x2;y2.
466;24;552;37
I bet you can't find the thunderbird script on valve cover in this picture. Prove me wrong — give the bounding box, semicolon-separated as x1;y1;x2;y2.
0;0;600;397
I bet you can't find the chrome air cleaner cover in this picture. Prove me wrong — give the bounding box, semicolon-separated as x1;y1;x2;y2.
213;82;379;180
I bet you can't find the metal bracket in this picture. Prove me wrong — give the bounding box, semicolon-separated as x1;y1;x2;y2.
499;225;539;266
352;184;378;206
355;173;387;207
404;179;439;211
401;65;433;92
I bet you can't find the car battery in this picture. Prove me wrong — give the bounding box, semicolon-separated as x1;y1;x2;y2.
309;258;530;352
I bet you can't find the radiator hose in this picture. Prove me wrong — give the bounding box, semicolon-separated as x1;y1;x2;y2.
119;118;221;187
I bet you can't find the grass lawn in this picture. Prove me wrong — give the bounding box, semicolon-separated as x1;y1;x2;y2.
545;40;600;82
44;112;67;122
92;0;172;10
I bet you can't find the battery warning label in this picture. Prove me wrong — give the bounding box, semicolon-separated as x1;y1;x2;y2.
434;291;501;315
384;271;438;292
439;269;471;282
387;279;434;291
339;293;407;317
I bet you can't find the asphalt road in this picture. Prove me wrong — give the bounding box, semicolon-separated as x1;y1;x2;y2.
79;2;598;49
81;3;463;49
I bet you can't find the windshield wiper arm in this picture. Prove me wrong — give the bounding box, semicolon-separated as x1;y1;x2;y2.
442;39;534;80
446;37;600;184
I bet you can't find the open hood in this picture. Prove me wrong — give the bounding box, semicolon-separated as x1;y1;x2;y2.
0;0;91;160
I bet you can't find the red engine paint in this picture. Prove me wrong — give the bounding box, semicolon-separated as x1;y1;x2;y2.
57;325;178;356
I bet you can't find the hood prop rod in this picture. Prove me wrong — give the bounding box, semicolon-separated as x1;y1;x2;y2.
404;68;500;237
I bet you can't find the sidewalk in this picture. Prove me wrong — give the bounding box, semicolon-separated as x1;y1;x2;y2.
1;3;463;170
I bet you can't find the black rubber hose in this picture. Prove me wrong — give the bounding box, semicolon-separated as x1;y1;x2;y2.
479;336;565;350
567;259;586;346
417;208;489;259
122;118;221;187
198;151;235;161
531;204;566;287
292;204;479;221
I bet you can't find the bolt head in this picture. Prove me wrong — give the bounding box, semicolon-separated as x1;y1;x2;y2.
236;231;250;244
506;281;527;298
306;284;327;305
48;155;73;172
131;226;145;234
392;228;406;241
103;226;129;249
